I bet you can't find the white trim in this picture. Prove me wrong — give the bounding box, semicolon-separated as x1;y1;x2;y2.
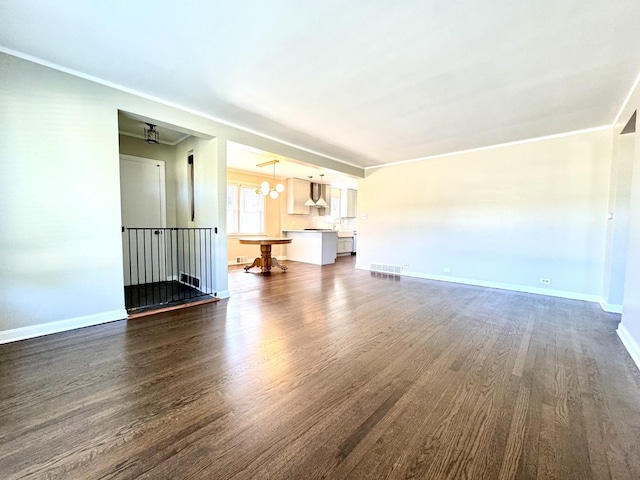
0;47;362;172
364;126;613;171
599;300;624;314
617;323;640;372
0;309;127;345
355;264;600;302
216;290;231;299
612;69;640;127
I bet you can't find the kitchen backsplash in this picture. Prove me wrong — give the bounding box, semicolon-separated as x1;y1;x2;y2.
282;209;358;231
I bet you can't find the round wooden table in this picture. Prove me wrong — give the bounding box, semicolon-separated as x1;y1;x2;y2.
238;237;292;275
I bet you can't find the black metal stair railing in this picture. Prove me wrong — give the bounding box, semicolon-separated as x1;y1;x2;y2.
122;227;215;312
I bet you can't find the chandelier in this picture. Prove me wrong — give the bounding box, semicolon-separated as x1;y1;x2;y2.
256;160;285;199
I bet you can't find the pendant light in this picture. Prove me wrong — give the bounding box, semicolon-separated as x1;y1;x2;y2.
255;159;284;199
144;123;159;144
304;174;329;207
315;174;328;207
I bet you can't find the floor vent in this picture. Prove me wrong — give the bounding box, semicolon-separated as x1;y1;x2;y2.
236;256;249;264
180;272;200;289
370;263;402;275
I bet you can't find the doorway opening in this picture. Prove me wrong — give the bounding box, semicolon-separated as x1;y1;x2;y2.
118;112;218;315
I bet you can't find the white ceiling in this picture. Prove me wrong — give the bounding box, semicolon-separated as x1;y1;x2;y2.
3;1;640;169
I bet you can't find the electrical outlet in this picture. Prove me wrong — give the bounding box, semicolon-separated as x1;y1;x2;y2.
402;263;409;268
539;278;551;285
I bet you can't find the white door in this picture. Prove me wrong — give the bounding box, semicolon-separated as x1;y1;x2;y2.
120;155;166;286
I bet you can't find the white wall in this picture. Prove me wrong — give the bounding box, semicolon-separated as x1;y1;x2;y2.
357;129;613;300
174;136;219;229
0;52;351;341
616;80;640;368
0;53;125;333
602;132;635;311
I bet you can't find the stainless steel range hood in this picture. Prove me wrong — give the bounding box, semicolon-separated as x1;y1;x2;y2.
304;182;328;208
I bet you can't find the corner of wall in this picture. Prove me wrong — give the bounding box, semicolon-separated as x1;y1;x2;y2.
599;299;624;314
617;323;640;372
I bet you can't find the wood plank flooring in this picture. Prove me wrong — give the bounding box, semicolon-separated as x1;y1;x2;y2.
2;256;640;479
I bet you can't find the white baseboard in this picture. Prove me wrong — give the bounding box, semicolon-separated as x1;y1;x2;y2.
599;300;624;314
0;309;127;345
617;323;640;372
355;264;600;303
216;289;231;299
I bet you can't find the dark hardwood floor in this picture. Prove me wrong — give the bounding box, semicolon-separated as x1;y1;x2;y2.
2;256;640;479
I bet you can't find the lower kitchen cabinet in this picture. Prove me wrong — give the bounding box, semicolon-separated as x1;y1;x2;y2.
337;237;354;255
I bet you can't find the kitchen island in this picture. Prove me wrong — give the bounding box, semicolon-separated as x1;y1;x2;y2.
283;230;337;265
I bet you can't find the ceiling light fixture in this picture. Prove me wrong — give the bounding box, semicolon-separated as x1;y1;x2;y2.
255;160;285;199
316;174;328;207
144;123;159;144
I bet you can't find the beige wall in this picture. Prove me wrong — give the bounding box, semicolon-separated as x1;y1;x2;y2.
118;134;176;163
358;129;613;299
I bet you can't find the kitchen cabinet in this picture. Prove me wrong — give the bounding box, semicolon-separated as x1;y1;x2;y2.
286;178;311;215
340;189;357;218
337;237;354;255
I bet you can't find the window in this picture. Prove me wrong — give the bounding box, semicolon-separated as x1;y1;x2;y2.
227;184;265;235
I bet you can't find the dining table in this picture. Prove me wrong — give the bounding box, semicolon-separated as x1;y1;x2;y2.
238;237;292;275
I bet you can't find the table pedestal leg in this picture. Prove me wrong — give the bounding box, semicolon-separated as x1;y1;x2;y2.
260;244;272;274
244;257;262;272
243;244;288;274
271;257;287;272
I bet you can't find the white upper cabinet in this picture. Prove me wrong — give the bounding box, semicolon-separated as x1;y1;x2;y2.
340;189;357;218
286;178;311;215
